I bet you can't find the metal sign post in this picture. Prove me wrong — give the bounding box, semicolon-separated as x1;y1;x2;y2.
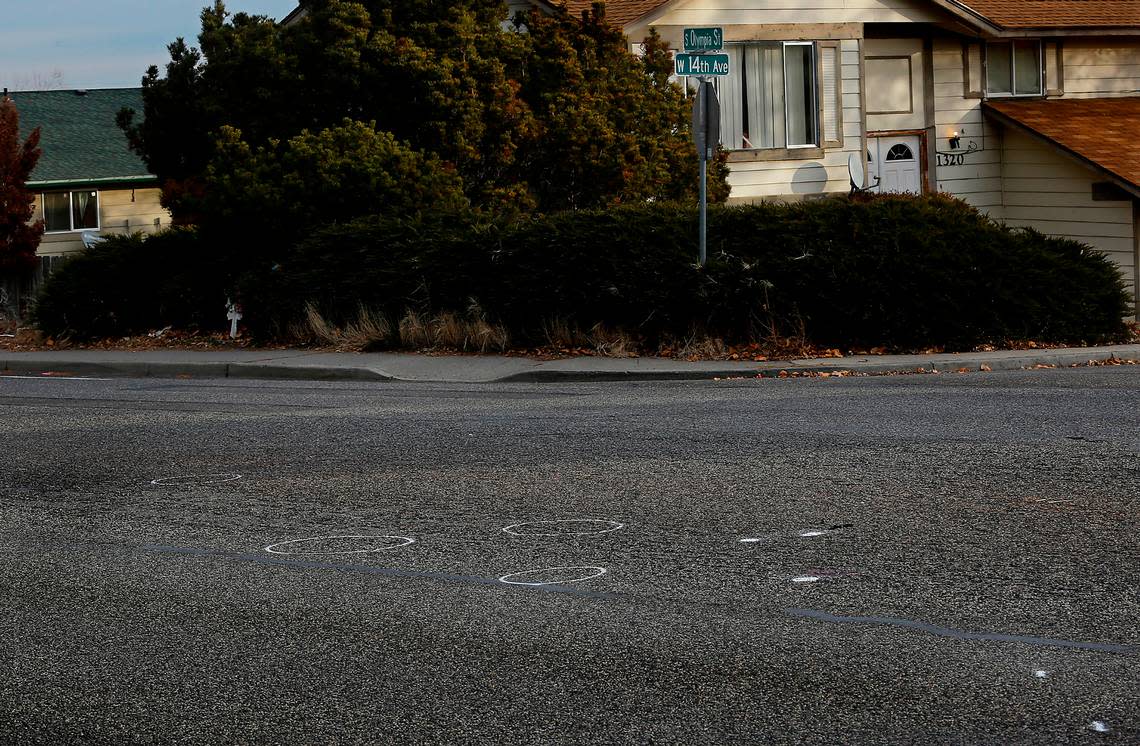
691;79;720;267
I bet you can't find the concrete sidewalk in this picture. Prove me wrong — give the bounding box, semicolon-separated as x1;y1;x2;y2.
1;344;1138;383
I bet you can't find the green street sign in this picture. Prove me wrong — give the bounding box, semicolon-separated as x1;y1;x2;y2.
683;27;723;52
674;53;730;77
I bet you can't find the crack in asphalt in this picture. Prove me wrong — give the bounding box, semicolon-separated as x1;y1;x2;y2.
787;608;1137;655
140;544;626;601
138;544;1136;656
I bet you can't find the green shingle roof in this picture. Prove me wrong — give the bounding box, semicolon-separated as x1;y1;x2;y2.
6;88;155;186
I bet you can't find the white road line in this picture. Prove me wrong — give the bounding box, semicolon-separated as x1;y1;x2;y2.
0;375;112;381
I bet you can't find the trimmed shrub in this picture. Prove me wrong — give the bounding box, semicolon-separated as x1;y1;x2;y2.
238;214;491;339
711;195;1132;347
247;194;1131;350
33;228;227;340
34;194;1132;349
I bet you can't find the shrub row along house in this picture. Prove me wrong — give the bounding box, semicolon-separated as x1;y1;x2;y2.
17;2;1140;319
501;0;1139;310
9;88;170;264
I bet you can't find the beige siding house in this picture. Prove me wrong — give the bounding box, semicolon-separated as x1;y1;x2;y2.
10;88;170;259
546;0;1140;310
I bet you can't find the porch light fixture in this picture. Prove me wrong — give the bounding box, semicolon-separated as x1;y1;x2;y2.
949;130;962;150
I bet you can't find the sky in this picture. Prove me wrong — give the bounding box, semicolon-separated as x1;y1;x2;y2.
0;1;298;91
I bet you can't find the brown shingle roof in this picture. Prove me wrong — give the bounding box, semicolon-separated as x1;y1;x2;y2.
984;97;1140;192
957;1;1140;29
556;0;1140;30
561;0;665;26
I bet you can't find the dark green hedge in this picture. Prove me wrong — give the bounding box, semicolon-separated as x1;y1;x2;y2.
709;195;1132;347
34;195;1133;349
250;195;1131;349
33;229;228;340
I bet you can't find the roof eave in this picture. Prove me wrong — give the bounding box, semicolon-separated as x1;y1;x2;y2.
28;175;159;189
281;6;306;27
620;2;681;34
932;0;1004;34
936;1;1140;37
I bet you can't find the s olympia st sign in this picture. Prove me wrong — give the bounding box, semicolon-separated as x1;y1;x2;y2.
683;27;723;52
674;53;730;77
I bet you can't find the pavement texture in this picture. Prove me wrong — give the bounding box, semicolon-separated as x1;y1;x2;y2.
1;343;1139;383
1;368;1138;744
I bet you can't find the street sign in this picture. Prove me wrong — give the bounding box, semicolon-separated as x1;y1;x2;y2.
683;27;723;52
674;53;730;77
691;80;720;160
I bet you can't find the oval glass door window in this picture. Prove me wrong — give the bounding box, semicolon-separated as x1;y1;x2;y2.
885;143;914;161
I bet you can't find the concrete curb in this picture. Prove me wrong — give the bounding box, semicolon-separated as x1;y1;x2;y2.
498;348;1140;382
0;359;393;382
0;347;1135;383
226;364;392;382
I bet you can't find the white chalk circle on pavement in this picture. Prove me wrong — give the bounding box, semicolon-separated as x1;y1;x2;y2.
501;519;624;537
151;473;243;486
264;535;416;555
498;566;607;586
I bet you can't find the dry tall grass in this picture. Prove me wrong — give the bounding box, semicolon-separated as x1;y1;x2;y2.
298;303;811;358
542;318;636;355
299;302;393;350
299;302;508;352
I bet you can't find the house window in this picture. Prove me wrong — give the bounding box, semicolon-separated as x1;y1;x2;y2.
41;191;99;233
717;42;819;151
885;144;914;161
986;41;1042;96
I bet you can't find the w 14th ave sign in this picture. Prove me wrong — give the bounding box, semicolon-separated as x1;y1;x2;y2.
674;53;730;77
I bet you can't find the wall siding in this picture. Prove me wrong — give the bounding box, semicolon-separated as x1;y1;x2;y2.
931;38;1003;213
1000;130;1136;295
1062;40;1140;98
33;187;169;256
628;0;946;35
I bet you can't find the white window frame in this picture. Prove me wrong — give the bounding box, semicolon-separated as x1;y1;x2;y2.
719;40;821;153
984;40;1043;98
782;41;819;150
40;190;100;234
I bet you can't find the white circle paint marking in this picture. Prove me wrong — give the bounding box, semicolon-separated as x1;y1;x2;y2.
1090;721;1110;733
791;576;821;584
501;519;624;537
498;566;607;586
264;535;415;555
151;473;242;486
1033;670;1049;679
798;530;826;538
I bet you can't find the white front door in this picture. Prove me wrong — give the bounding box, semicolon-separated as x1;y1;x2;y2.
870;135;922;194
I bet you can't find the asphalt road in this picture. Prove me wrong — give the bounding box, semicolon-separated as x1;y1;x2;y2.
1;368;1138;744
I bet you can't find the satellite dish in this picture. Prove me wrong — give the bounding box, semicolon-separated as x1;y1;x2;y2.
848;152;865;191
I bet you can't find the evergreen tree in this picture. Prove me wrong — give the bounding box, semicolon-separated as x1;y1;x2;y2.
119;0;727;222
200;119;470;267
0;95;44;273
515;7;729;209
